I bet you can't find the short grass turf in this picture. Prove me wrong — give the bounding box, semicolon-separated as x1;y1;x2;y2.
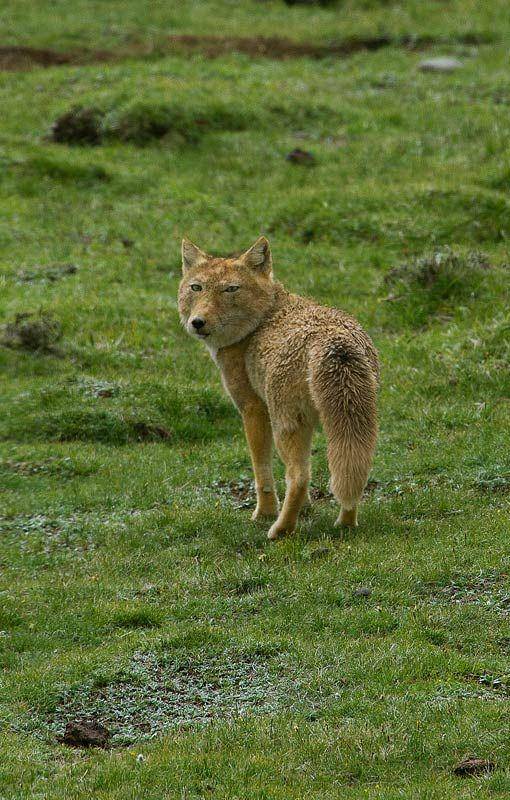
1;2;510;798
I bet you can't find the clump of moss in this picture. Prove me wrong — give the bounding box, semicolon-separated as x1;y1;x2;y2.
382;248;491;327
2;311;62;352
102;99;250;145
50;106;104;145
102;102;180;145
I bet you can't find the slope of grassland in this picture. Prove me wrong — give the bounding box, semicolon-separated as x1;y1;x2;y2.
0;2;509;798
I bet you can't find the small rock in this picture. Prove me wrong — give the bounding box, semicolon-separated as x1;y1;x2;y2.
286;148;316;165
58;719;111;748
419;57;462;73
453;758;495;776
354;587;372;597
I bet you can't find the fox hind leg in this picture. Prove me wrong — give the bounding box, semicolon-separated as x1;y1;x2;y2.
267;425;313;540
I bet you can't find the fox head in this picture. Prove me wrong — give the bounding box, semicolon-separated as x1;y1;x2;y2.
178;236;276;349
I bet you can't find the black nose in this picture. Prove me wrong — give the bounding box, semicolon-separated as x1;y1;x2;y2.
191;317;205;330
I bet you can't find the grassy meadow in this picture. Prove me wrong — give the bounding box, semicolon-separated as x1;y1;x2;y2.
1;1;510;797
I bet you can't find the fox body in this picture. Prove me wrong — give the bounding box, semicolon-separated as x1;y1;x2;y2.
178;237;379;539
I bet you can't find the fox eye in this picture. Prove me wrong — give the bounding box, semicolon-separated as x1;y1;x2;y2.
190;284;202;292
224;285;240;293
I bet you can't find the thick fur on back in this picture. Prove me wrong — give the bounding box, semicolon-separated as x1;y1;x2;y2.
178;237;379;537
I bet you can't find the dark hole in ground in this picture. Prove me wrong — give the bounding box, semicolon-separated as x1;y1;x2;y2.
132;421;171;442
453;758;496;777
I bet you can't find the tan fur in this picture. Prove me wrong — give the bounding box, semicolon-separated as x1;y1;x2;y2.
178;237;379;539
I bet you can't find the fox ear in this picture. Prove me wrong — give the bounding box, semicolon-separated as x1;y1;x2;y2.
240;236;272;275
182;239;208;273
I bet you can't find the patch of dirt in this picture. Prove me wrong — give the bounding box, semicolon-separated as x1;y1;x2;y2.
0;32;495;71
58;719;110;749
1;312;62;353
211;477;255;509
0;45;109;70
286;147;316;165
0;46;73;69
309;486;332;501
46;649;294;745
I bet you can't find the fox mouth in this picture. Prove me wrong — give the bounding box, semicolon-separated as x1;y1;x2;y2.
195;330;210;338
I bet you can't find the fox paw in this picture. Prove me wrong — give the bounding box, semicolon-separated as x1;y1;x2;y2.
335;508;358;528
267;521;294;541
252;506;278;521
251;497;279;521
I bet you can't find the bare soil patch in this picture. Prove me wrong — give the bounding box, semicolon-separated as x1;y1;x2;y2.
212;477;255;509
0;33;494;71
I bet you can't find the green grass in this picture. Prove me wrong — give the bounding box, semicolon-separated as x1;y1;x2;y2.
1;1;510;797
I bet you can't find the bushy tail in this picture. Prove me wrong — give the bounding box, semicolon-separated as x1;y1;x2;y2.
310;338;378;511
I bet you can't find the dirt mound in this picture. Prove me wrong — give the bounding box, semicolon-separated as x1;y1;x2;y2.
1;312;62;352
58;719;110;749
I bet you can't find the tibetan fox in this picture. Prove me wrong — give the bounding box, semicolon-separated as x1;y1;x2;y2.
178;236;379;540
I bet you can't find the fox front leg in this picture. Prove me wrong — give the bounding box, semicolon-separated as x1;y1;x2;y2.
242;400;279;520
